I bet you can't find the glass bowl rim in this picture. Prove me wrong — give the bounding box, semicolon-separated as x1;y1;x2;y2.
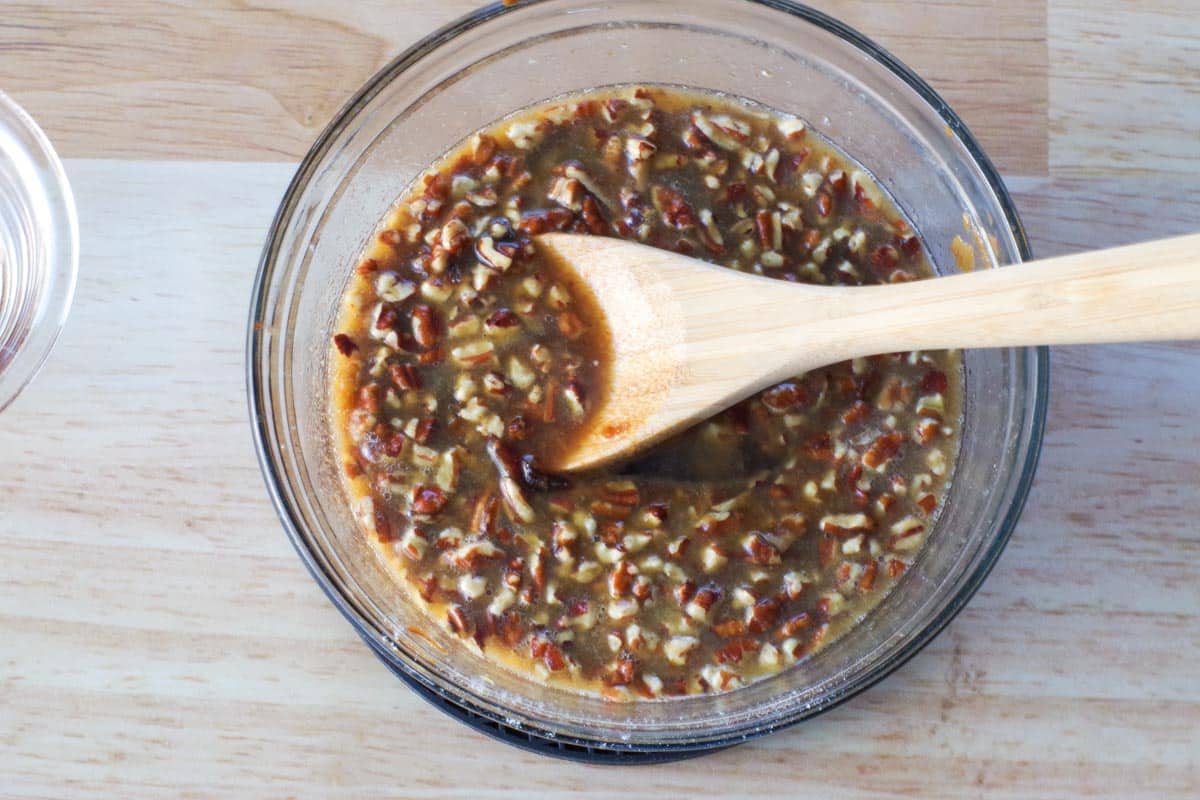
248;0;1050;754
0;90;79;413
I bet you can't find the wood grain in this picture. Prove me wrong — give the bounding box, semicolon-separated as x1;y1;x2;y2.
1049;0;1200;177
0;1;1047;174
0;1;1197;797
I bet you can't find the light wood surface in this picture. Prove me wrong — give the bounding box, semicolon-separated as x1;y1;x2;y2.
541;232;1200;470
1;2;1197;798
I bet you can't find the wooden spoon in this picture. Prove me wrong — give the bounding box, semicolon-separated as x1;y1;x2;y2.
537;232;1200;472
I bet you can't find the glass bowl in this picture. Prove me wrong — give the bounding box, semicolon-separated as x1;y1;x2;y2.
0;91;78;412
249;0;1048;759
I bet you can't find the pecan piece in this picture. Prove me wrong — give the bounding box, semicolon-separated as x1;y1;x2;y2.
818;537;837;567
754;209;773;249
580;195;610;235
476;235;518;271
743;533;781;565
470;490;499;536
674;579;696;607
485;308;520;330
858;561;878;592
842;400;870;425
870;244;900;271
517;207;575;235
495;611;524;648
816;192;833;218
530;636;567;672
375;305;400;332
819;513;876;536
388;363;421;392
412;417;436;445
714;637;760;665
608;561;635;598
411;485;448;516
747;595;783;633
713;618;748;638
604;654;637;687
332;333;357;356
556;312;585;340
356;385;380;416
803;432;834;461
651;185;697;229
777;612;812;639
691;585;722;613
378;229;404;248
411;304;441;348
762;381;807;413
863;430;905;470
921;369;949;395
447;606;469;635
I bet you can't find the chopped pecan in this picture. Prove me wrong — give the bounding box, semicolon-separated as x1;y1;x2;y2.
557;312;585;339
674;579;696;606
691;585;722;612
470;490;499;536
841;400;870;425
609;561;635;598
777;612;811;639
530;635;567;672
713;618;748;638
870;244;900;271
378;229;404;248
446;605;469;635
920;369;949;395
754;210;773;249
412;485;448;516
413;417;436;444
863;430;905;470
389;363;422;391
357;384;380;414
651;185;697;229
747;596;783;633
604;654;637;686
743;533;781;565
517;207;575;235
714;637;760;665
762;381;807;413
803;432;834;461
411;304;441;348
580;195;610;235
858;561;878;591
816;192;833;218
375;305;399;332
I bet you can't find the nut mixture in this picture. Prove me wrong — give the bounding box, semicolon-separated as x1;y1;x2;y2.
330;86;962;699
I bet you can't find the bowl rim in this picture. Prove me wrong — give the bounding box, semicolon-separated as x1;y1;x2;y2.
248;0;1049;755
0;90;79;413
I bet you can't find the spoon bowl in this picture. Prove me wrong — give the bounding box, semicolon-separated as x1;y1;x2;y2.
538;232;1200;471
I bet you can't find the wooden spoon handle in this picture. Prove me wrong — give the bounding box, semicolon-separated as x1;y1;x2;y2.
832;233;1200;355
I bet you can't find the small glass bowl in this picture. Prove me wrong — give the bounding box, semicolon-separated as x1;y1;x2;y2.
249;0;1047;759
0;91;77;411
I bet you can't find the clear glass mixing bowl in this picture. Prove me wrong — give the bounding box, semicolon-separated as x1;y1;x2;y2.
0;91;77;412
249;0;1048;756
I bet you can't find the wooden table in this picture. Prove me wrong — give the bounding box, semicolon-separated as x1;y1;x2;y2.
2;2;1197;797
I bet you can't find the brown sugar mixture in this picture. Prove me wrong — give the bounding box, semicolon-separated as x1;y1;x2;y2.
329;85;962;699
